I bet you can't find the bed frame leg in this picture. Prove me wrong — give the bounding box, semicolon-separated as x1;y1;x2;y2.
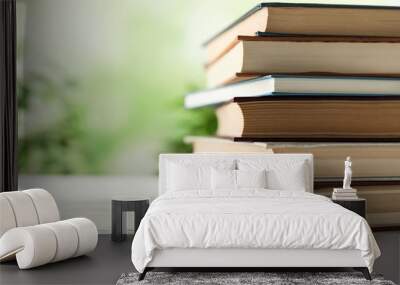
138;268;148;281
354;267;371;280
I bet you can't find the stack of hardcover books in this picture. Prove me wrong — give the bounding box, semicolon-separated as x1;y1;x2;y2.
332;188;358;200
184;3;400;229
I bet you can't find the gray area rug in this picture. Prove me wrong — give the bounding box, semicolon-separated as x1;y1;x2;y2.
116;272;396;285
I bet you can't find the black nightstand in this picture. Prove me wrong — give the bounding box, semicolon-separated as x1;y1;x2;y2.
332;198;366;218
111;197;150;242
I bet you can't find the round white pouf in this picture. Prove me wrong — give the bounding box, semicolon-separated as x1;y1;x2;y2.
23;188;60;223
0;225;57;269
0;196;17;237
42;221;79;262
65;218;98;257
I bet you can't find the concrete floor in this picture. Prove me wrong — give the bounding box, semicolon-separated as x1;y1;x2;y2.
0;235;133;285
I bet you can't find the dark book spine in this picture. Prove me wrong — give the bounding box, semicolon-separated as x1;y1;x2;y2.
234;137;400;143
233;95;400;103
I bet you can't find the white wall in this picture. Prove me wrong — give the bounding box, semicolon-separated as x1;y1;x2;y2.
19;175;158;234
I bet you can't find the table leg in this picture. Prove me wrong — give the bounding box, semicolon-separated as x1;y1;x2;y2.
134;201;149;234
112;201;126;242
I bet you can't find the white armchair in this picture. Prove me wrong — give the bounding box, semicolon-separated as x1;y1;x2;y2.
0;189;97;269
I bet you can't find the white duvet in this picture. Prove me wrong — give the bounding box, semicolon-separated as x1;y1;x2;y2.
131;190;380;273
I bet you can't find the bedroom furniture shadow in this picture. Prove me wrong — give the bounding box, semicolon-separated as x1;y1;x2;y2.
112;197;149;242
332;198;366;218
132;154;379;281
0;189;98;269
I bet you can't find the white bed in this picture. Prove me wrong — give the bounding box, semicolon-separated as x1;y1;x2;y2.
131;154;380;280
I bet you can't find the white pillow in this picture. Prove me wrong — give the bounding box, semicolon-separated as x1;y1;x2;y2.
166;159;236;192
211;168;236;190
167;163;211;191
236;169;267;189
211;169;268;190
237;159;309;191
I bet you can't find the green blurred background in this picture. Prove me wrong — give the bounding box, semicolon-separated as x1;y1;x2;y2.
16;0;257;174
16;0;398;175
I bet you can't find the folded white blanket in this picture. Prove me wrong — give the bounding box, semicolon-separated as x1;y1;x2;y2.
131;190;380;273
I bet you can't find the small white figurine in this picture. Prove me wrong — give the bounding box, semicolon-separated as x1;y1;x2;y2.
343;156;352;189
